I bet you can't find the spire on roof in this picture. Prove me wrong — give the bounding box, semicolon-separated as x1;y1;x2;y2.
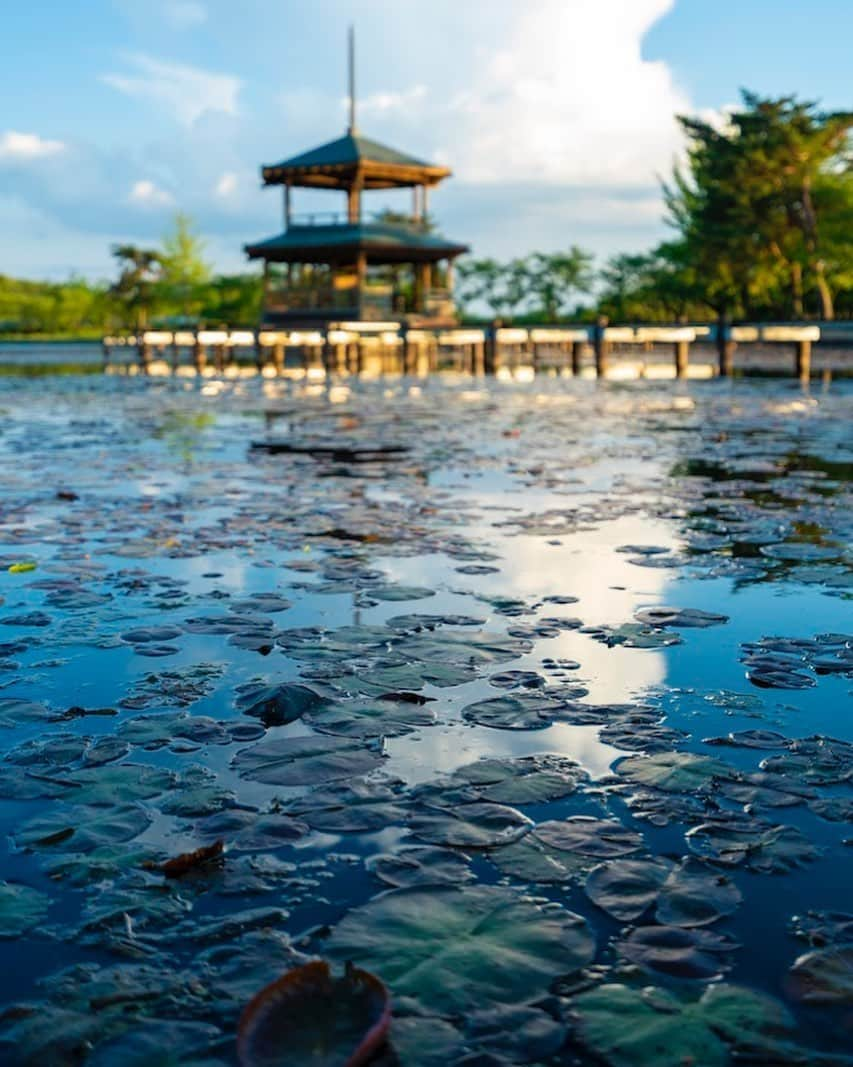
347;26;357;136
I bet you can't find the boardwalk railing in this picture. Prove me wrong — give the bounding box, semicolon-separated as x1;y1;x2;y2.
102;322;831;381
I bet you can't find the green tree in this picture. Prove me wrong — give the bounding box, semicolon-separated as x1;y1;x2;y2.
457;258;512;318
667;92;853;320
109;245;163;329
524;247;594;323
158;213;211;320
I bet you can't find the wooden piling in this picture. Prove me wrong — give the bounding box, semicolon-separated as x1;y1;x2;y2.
716;316;735;377
593;317;609;379
193;338;206;375
571;341;583;376
795;339;812;382
674;339;690;379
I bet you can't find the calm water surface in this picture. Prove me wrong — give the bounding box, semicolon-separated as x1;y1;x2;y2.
0;373;850;1065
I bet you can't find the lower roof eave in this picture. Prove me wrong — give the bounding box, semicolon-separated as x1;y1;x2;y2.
244;241;469;264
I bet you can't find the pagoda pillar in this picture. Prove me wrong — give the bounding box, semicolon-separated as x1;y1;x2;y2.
348;171;363;223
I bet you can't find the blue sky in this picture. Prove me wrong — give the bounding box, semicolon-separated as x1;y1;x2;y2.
1;0;851;280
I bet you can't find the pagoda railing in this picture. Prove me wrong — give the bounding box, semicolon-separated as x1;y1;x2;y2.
264;282;394;316
287;212;430;231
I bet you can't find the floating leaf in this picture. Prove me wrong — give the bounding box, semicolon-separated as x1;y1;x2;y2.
15;804;152;853
615;751;736;793
0;881;49;937
326;886;595;1015
409;801;532;848
367;847;473;889
232;736;383;787
585;859;673;921
534;817;643;858
571;982;796;1067
616;924;739;980
788;946;853;1005
237;960;391;1067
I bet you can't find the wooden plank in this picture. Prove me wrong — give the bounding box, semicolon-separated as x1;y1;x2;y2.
439;330;486;345
602;327;635;343
529;328;588;343
258;331;289;346
228;331;256;346
730;326;759;342
635;327;696;343
142;331;173;345
198;330;229;345
495;328;528;344
762;326;820;342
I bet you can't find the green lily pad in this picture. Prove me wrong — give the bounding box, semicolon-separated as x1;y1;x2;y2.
453;754;585;805
571;982;796;1067
306;698;436;739
616;925;739;980
15;804;152;853
409;802;532;848
788;945;853;1005
325;886;595;1015
0;881;49;937
686;818;818;873
534;817;643;858
232;736;383;786
615;751;736;793
585;859;674;921
461;694;566;731
367;847;474;889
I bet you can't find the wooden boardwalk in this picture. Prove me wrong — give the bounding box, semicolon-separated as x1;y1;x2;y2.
102;323;832;381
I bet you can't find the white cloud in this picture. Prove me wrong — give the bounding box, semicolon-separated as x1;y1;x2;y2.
214;171;238;198
0;131;65;162
102;53;241;125
434;0;688;187
359;85;427;117
162;1;207;29
129;179;174;207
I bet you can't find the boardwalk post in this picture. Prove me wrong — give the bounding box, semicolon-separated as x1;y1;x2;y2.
674;338;690;379
138;337;151;375
795;338;812;382
571;340;583;376
484;321;499;375
716;314;735;377
193;336;206;375
593;317;609;379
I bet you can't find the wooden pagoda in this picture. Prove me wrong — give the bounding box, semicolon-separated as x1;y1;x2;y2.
245;31;468;328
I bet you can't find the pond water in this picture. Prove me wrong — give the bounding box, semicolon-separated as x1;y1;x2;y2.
0;373;850;1066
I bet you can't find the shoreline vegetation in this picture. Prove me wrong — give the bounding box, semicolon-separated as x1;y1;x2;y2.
4;92;853;342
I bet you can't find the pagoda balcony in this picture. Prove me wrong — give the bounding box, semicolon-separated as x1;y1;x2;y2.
263;281;455;324
286;211;430;232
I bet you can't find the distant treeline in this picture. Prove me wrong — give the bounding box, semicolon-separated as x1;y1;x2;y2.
0;215;262;339
459;92;853;324
4;91;853;337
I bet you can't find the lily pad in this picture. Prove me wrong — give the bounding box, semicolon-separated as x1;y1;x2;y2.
571;982;796;1067
409;802;532;849
15;804;152;853
615;751;736;793
237;960;390;1067
461;694;566;731
616;924;739;980
0;881;49;937
325;886;595;1015
534;817;643;858
367;847;474;889
233;736;384;787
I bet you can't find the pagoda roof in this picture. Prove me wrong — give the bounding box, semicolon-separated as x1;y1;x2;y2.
262;132;451;189
245;220;468;264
